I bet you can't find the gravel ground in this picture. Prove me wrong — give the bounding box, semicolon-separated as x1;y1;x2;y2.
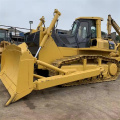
0;76;120;120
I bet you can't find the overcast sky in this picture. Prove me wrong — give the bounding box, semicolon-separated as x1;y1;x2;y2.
0;0;120;33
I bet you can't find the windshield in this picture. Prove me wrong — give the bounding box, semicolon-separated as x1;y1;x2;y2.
71;22;78;35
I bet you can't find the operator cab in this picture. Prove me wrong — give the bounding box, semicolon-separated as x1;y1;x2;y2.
71;18;97;48
52;17;103;48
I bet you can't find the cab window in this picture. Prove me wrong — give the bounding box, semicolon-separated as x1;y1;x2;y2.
77;22;89;41
71;22;78;35
91;20;96;38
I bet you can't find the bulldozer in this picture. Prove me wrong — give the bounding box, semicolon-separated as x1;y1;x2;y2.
1;9;120;106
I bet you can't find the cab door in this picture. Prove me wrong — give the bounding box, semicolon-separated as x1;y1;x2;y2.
76;20;96;48
76;20;91;48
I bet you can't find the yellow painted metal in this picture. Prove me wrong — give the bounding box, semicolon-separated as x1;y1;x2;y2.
107;15;112;36
0;43;35;106
35;9;61;58
0;28;11;57
108;63;117;76
83;59;87;70
36;16;45;31
39;27;44;46
0;42;102;105
78;47;115;52
58;47;78;56
96;19;101;39
0;41;119;105
39;9;61;48
36;60;66;74
76;17;103;21
1;9;120;106
97;58;101;66
31;16;45;33
34;74;45;79
107;15;120;36
61;64;99;72
37;9;62;67
38;36;63;69
34;68;101;90
0;41;11;56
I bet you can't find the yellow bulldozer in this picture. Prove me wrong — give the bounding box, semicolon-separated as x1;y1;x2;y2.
1;9;120;106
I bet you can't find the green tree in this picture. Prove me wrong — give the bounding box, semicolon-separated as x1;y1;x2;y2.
116;35;120;42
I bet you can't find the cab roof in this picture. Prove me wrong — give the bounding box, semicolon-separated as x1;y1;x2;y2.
75;17;103;21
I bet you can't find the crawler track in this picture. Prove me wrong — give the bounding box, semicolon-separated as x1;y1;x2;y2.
51;55;120;87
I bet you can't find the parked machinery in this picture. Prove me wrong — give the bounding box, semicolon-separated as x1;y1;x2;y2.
0;18;44;59
0;28;10;57
0;9;120;106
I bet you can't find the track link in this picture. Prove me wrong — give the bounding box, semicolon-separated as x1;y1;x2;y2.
51;55;120;87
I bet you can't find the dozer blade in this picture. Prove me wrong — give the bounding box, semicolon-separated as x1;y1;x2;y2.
0;43;35;106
